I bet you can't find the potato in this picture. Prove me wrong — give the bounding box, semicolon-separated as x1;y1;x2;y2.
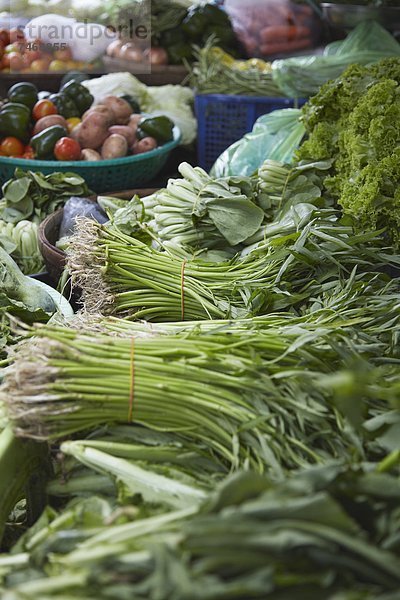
132;136;158;155
101;134;128;159
81;148;102;161
33;114;68;135
77;113;110;150
108;125;136;146
82;105;115;126
102;96;132;125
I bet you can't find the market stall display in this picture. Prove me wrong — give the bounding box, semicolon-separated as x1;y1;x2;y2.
2;8;400;599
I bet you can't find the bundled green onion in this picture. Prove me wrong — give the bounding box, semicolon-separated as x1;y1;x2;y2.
3;316;399;473
67;209;399;320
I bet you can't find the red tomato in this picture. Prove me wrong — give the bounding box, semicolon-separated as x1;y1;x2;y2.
0;30;10;47
0;136;25;157
32;99;57;121
54;137;81;161
24;49;41;64
22;145;35;159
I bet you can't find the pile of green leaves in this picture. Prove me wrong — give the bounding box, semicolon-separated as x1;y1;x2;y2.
297;57;400;248
0;169;90;225
2;461;400;598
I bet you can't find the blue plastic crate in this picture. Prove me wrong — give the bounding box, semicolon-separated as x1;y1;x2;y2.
195;94;306;172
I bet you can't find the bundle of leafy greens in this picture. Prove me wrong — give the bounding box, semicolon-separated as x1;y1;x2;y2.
67;206;400;320
297;57;400;249
2;462;400;598
3;302;400;472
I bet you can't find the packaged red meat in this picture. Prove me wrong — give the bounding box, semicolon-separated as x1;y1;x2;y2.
224;0;321;59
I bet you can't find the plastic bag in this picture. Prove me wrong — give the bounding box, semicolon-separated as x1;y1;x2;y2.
224;0;319;59
211;109;305;178
59;197;107;239
273;21;400;98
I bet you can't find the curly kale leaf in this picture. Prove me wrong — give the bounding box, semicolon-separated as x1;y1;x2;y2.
296;58;400;248
339;149;400;248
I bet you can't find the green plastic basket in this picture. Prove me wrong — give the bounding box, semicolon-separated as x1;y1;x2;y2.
0;127;181;193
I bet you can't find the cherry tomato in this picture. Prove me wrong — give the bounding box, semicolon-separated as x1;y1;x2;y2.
22;145;35;159
66;117;81;133
54;137;81;161
7;52;24;71
0;136;25;157
30;58;50;72
32;99;57;121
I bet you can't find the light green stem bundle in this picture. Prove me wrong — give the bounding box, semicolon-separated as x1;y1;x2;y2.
67;211;399;321
2;320;398;473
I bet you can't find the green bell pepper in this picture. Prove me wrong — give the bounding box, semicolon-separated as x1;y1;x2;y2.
0;102;31;143
167;43;193;65
203;24;236;47
182;4;228;40
160;27;185;47
137;116;174;143
61;81;93;116
49;93;80;119
31;125;67;159
8;82;38;110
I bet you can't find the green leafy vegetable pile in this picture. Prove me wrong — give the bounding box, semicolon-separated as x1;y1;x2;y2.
297;58;400;248
2;460;400;598
0;169;90;225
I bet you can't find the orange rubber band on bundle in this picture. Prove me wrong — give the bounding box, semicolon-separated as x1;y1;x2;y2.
128;338;135;423
181;259;187;321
